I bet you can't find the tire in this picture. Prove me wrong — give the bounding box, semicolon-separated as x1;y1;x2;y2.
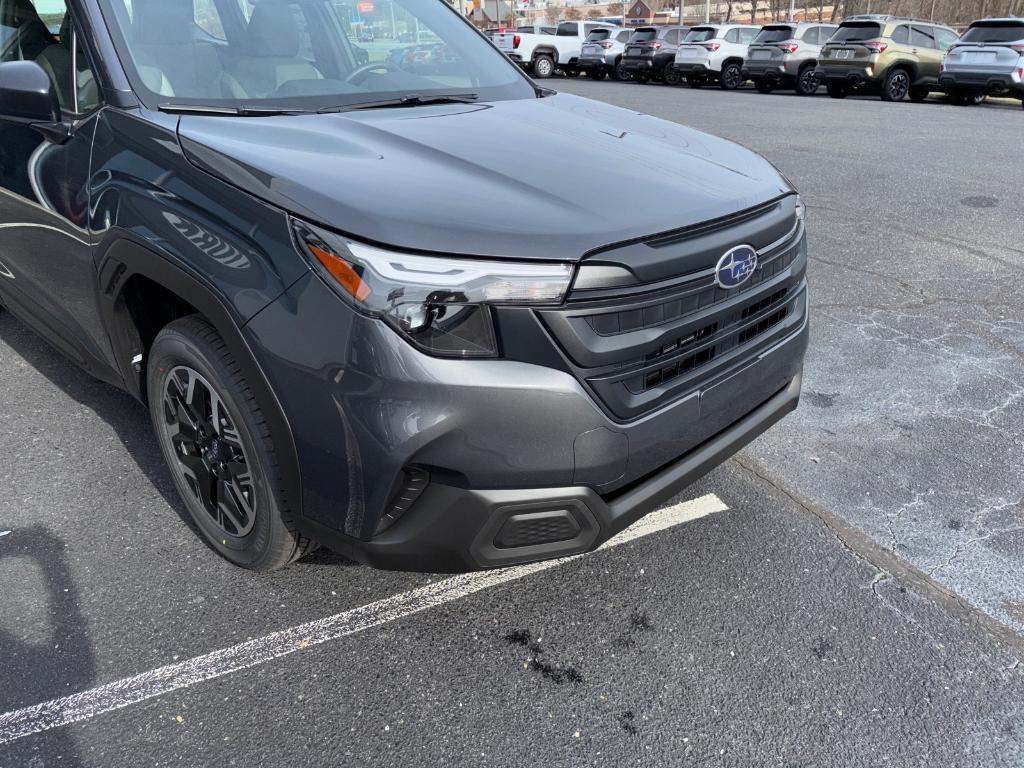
973;93;987;105
719;62;743;90
148;316;316;571
881;67;910;102
636;72;650;83
663;65;681;86
795;65;819;96
909;86;928;103
532;55;554;79
754;78;773;94
687;75;704;88
826;82;848;99
590;68;607;80
562;68;579;78
614;60;631;81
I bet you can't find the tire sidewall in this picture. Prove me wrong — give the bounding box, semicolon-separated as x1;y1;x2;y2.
148;325;283;568
533;56;553;78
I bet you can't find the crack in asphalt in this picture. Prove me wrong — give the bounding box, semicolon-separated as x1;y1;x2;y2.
732;456;1024;662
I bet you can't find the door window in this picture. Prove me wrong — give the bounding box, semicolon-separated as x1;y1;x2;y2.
0;0;99;114
910;25;937;49
934;28;958;50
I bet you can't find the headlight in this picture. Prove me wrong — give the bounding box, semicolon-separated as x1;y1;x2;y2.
294;220;573;358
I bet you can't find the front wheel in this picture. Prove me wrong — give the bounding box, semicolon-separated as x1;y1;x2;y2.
589;68;607;80
795;66;819;96
719;62;743;90
148;317;316;571
909;86;929;103
826;82;848;99
532;55;554;79
663;65;681;86
881;68;910;101
754;79;773;94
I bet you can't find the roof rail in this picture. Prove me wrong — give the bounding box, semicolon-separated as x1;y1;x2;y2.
843;13;935;24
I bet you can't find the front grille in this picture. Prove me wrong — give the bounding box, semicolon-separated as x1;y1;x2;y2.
538;200;807;421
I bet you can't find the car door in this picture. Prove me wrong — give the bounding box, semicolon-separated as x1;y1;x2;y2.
0;0;112;371
910;24;940;80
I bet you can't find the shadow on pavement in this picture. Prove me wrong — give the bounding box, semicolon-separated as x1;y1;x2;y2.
0;526;92;768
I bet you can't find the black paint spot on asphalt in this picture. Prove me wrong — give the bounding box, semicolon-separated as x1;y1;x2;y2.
527;658;585;685
617;710;639;736
961;195;998;209
505;629;542;654
811;636;834;660
948;518;964;531
506;629;583;685
805;391;839;408
630;610;654;632
613;610;655;648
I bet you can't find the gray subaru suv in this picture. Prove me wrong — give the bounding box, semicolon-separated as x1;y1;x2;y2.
939;17;1024;108
0;0;808;572
578;26;634;80
743;22;839;95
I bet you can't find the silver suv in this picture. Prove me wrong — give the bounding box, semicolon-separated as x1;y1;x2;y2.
742;22;839;95
578;26;635;81
939;17;1024;108
669;23;761;89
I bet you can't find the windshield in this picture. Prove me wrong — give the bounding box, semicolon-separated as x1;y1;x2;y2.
96;0;535;111
960;22;1024;44
752;26;794;44
683;27;717;42
831;22;884;42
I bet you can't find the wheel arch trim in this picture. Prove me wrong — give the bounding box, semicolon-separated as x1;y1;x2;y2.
96;235;305;524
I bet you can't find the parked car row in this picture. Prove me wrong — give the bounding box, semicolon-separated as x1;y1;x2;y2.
496;15;1024;109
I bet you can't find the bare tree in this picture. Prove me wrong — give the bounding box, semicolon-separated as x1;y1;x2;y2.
607;0;625;15
543;5;560;23
565;5;583;20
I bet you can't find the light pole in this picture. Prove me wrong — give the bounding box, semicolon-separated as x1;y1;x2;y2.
704;0;710;23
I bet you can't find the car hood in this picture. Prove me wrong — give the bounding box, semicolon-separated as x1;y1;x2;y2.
178;92;790;262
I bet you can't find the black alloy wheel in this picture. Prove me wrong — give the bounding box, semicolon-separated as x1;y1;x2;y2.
720;62;743;90
162;366;256;537
795;66;819;96
882;68;910;101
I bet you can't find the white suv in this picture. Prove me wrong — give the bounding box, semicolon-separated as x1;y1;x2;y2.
668;24;761;89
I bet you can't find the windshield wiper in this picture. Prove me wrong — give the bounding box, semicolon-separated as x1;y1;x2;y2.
317;93;480;114
158;104;313;117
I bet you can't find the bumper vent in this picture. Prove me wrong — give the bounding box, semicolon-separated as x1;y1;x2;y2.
494;510;581;549
375;467;429;535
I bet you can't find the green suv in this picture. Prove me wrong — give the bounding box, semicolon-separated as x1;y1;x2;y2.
817;15;959;101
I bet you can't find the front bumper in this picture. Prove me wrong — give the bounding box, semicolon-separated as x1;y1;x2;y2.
245;272;809;572
938;70;1024;96
336;366;804;571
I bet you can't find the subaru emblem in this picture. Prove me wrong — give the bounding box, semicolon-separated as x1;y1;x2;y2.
715;245;758;289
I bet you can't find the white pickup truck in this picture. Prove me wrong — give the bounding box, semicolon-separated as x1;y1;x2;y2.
494;21;616;78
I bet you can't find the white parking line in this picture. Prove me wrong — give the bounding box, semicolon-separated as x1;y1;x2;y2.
0;493;728;745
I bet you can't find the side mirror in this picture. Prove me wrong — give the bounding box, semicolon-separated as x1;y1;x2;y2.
0;60;69;142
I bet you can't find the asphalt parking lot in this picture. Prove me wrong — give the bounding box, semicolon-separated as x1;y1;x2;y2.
2;82;1023;767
